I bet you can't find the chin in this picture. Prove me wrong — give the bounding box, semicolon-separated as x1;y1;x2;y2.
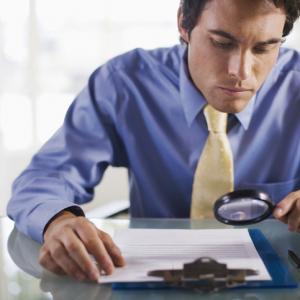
206;87;253;113
210;98;250;114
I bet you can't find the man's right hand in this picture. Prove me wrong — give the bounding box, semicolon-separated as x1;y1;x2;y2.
38;211;125;282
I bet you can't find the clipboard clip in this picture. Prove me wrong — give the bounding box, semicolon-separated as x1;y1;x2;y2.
148;257;258;292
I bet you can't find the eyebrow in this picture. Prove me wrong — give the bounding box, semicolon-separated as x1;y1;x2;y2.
208;29;283;46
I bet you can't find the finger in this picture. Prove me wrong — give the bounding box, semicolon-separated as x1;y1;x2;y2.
75;222;114;275
49;240;87;281
287;200;300;232
273;191;300;219
98;230;125;267
60;228;100;281
277;215;289;224
39;248;66;276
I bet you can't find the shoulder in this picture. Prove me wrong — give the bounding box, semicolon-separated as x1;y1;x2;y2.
84;45;184;118
263;47;300;98
91;45;184;82
257;48;300;108
258;47;300;110
87;45;183;101
111;45;183;70
275;47;300;74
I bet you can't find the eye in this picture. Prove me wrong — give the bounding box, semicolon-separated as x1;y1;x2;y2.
253;46;269;54
210;38;235;50
253;43;280;55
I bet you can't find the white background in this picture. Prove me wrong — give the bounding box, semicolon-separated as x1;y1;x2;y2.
0;0;299;216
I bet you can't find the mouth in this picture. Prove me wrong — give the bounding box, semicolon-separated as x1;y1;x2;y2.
218;86;252;94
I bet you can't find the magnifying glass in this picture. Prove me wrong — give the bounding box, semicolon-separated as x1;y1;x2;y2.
214;189;275;225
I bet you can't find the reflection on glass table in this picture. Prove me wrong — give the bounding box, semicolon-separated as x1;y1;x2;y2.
2;217;300;299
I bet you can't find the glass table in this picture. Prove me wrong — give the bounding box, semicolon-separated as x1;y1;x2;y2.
1;217;300;300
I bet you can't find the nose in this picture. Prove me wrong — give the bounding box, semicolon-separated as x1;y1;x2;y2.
228;50;252;81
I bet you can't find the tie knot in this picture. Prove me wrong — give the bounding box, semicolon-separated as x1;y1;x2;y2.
204;105;228;133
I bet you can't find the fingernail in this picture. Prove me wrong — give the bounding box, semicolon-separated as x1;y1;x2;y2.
118;255;126;266
114;246;121;255
90;269;100;281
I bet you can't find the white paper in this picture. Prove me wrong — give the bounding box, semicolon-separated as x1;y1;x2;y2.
99;228;271;283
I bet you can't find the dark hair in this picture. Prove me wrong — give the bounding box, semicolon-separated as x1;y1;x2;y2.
180;0;300;40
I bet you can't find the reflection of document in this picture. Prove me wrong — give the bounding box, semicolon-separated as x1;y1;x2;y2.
99;229;271;283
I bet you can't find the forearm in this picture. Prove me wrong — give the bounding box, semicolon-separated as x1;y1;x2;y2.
7;172;86;243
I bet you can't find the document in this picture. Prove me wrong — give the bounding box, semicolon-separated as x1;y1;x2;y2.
99;228;271;283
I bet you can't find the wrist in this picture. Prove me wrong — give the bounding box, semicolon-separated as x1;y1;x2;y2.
43;210;78;239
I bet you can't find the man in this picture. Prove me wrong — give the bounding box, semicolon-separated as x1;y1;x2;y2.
7;0;300;282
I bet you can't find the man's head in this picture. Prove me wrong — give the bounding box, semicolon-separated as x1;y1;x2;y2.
178;0;300;113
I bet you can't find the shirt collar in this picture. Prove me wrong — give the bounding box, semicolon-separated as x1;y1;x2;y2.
179;45;256;130
179;46;206;127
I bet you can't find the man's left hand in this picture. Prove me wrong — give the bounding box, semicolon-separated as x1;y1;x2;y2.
273;190;300;232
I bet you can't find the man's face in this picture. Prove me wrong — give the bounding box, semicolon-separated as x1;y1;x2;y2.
178;0;286;113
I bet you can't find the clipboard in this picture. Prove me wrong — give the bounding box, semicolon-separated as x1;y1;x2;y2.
239;229;297;289
112;229;297;290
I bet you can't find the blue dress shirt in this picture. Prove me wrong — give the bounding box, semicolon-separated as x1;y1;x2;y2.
7;44;300;243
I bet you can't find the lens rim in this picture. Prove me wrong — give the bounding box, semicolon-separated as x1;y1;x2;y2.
214;189;274;225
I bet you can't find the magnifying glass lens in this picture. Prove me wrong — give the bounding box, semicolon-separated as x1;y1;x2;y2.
217;198;270;221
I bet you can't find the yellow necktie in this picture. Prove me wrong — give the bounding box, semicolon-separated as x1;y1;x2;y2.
190;105;234;219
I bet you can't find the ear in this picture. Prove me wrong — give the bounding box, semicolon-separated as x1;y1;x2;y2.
177;7;190;43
